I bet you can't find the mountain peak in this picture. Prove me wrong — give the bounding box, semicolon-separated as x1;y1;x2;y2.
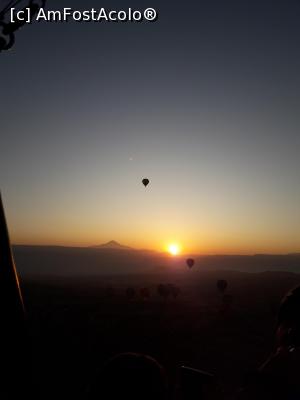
106;240;121;246
91;240;133;250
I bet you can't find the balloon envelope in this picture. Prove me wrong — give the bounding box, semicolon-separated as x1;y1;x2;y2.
186;258;195;268
142;178;149;187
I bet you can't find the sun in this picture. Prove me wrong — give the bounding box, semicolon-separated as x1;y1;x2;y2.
167;243;181;256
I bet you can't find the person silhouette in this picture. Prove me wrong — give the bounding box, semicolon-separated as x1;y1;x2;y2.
238;286;300;399
87;352;168;400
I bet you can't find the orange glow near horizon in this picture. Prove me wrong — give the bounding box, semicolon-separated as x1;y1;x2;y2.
10;231;300;255
7;205;300;256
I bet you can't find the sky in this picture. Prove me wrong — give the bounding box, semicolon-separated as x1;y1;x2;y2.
1;0;300;254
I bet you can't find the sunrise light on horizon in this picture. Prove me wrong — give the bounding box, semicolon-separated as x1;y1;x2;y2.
167;243;181;256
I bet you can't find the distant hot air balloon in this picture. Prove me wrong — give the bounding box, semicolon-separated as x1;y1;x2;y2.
186;258;195;269
142;178;149;187
217;279;228;294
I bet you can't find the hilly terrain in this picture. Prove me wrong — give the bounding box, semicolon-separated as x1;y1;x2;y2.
12;243;300;278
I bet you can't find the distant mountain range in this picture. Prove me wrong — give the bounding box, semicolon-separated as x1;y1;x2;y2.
11;244;300;278
91;240;133;250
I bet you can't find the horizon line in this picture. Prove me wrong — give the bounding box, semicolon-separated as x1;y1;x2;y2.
11;243;300;257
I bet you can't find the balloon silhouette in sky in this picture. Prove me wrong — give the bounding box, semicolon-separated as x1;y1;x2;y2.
142;178;149;187
186;258;195;269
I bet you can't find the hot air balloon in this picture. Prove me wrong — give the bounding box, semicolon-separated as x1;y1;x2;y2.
217;279;228;294
186;258;195;269
142;178;149;187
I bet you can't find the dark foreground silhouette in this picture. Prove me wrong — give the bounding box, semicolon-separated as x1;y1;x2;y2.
238;286;300;400
19;272;300;400
83;286;300;400
87;352;167;400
